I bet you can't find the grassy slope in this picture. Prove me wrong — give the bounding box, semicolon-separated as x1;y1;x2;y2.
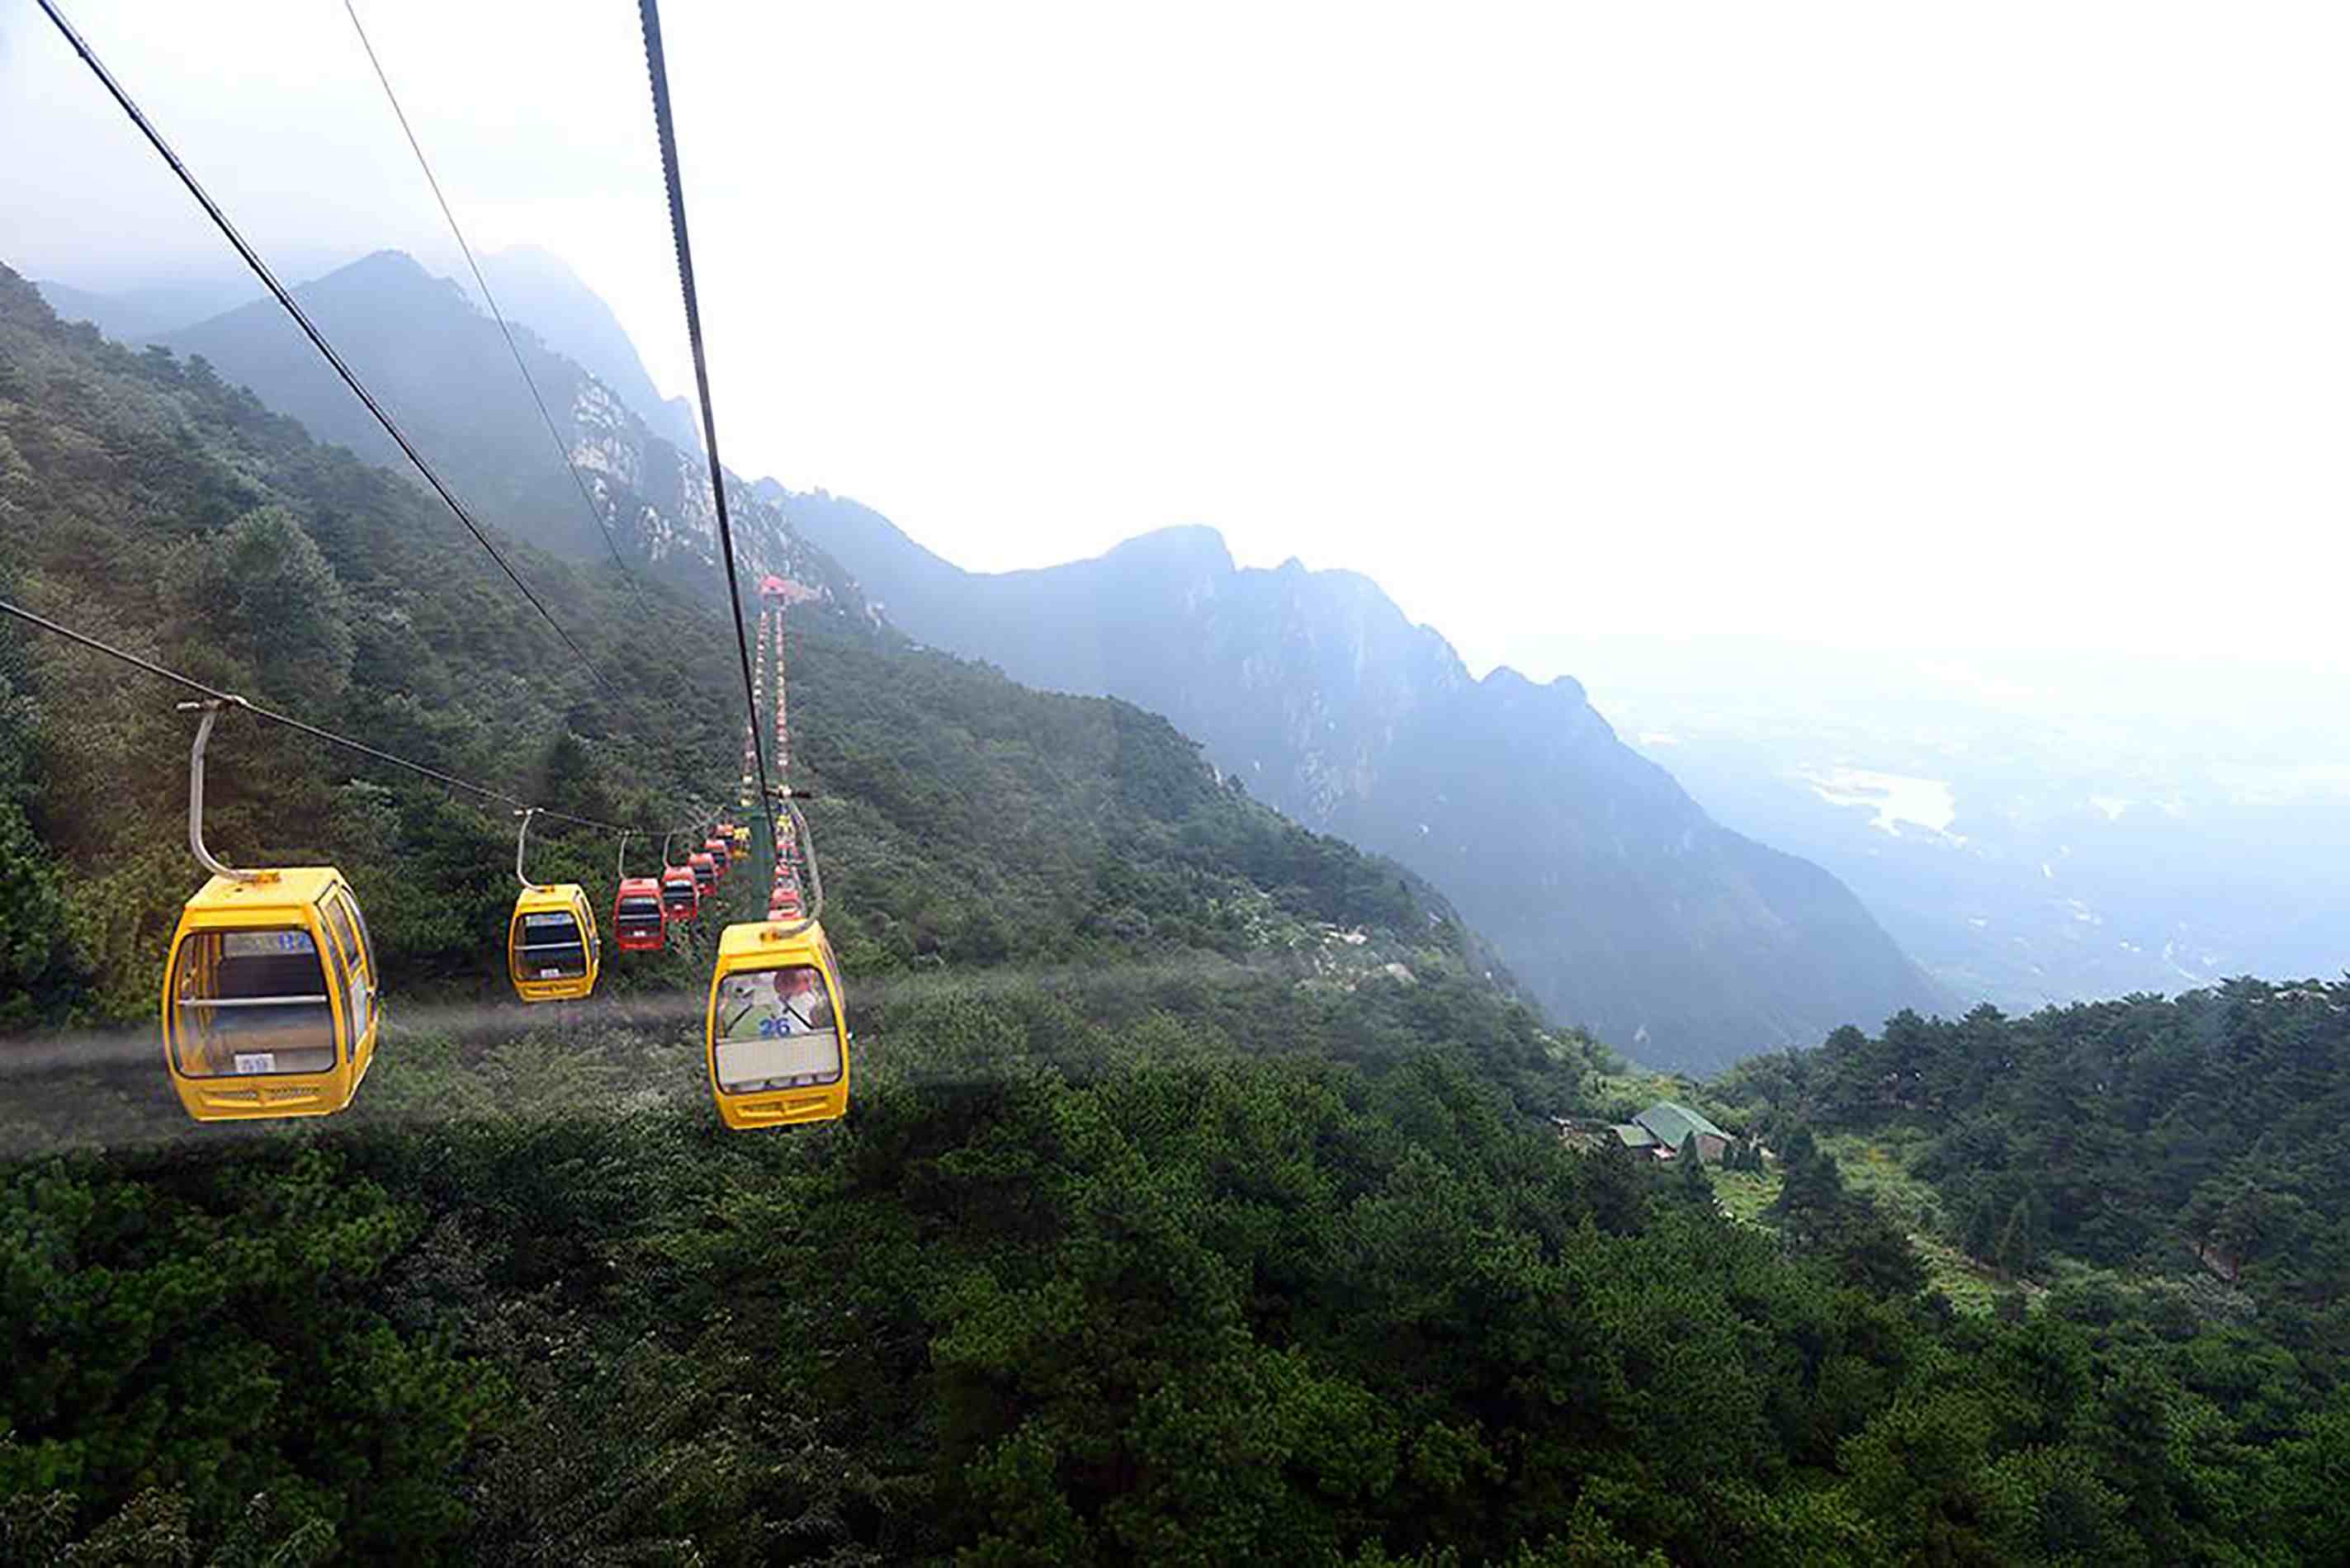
1711;1131;2076;1315
1601;1070;2026;1313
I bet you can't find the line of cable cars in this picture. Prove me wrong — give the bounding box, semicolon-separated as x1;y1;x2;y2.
502;812;752;996
159;706;845;1130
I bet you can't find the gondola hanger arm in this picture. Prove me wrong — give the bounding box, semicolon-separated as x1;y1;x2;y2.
177;698;262;884
514;806;541;891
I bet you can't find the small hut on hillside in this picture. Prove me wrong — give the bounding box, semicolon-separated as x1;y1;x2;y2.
1555;1100;1735;1164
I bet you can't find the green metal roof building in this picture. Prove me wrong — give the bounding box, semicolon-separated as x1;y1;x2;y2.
1564;1103;1736;1162
1634;1101;1728;1153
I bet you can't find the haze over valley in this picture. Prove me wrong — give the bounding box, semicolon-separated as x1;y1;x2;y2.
1542;635;2350;1014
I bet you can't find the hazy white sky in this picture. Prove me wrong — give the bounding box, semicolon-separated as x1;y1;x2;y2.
3;1;2346;682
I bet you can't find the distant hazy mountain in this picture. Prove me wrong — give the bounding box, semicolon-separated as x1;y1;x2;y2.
475;245;702;452
155;250;856;607
787;502;1949;1070
1539;635;2350;1012
33;276;258;343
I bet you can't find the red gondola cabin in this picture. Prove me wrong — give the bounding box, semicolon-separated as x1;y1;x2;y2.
661;865;701;922
614;876;667;952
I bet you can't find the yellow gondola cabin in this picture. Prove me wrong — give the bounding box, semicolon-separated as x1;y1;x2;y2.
704;919;849;1128
506;806;600;1002
508;882;601;1002
163;866;381;1122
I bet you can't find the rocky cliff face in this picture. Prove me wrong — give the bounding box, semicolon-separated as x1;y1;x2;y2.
474;244;702;453
155;251;867;619
787;508;1950;1070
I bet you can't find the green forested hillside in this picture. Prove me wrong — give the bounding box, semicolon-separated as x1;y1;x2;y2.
1;263;732;1020
8;260;2350;1565
14;994;2350;1565
1;262;1478;1027
1715;985;2350;1312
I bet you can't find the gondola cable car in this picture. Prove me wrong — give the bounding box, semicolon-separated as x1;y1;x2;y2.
161;699;381;1122
705;919;848;1128
659;826;702;923
662;865;702;923
707;798;847;1128
612;829;667;954
507;807;601;1002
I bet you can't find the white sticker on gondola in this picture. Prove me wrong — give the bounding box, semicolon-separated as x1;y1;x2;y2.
225;930;315;957
234;1053;276;1074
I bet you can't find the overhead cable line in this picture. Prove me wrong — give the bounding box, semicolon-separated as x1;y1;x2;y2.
34;0;630;711
0;597;703;842
636;0;779;842
340;0;663;626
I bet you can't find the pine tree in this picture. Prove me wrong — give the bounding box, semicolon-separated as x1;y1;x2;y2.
1771;1127;1845;1220
1965;1193;2002;1261
1998;1197;2037;1280
1679;1132;1712;1202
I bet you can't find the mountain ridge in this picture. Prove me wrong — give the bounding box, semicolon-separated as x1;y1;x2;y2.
474;244;702;453
789;500;1951;1070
